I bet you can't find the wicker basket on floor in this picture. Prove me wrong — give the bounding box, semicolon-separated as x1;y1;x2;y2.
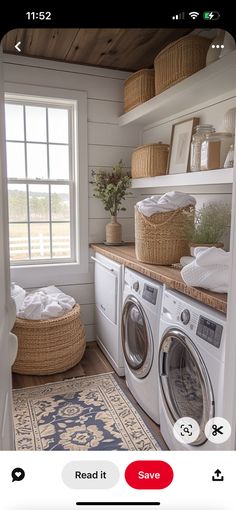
154;36;210;95
124;69;155;112
135;205;195;265
12;304;86;375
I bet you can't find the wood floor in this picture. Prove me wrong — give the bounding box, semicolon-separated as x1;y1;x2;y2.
12;341;167;450
12;341;112;389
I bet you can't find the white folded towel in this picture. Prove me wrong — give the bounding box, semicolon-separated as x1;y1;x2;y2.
136;191;196;217
181;247;230;293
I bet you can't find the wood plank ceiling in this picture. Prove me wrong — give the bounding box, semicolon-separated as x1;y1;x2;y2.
2;28;192;71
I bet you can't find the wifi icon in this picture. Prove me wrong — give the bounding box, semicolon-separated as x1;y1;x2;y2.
189;11;200;19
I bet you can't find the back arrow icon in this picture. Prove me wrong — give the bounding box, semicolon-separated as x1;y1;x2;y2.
15;41;21;52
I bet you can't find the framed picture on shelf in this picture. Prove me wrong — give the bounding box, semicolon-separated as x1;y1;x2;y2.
168;117;199;174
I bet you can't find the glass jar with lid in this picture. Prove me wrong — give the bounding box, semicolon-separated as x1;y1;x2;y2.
200;132;233;171
224;143;234;168
190;125;215;172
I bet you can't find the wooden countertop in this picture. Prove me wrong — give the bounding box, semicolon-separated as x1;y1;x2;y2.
91;243;227;315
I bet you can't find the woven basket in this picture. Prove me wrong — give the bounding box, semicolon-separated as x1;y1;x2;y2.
154;36;210;95
135;205;194;265
12;304;86;375
131;143;169;178
124;69;155;112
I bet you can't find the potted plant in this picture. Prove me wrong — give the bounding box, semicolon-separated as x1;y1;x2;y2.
90;161;131;244
187;202;231;255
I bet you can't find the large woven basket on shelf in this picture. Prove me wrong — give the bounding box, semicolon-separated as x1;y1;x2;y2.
12;304;86;375
124;69;155;112
135;205;195;265
131;143;169;178
154;36;210;95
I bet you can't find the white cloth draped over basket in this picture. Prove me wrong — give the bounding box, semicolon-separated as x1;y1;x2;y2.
11;285;76;320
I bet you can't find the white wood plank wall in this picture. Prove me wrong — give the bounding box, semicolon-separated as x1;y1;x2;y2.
4;56;141;341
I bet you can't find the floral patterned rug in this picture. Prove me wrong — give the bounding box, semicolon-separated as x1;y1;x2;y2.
12;373;161;450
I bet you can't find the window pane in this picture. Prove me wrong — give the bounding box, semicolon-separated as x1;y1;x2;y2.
30;223;50;259
52;223;70;258
27;143;48;179
6;142;25;178
48;108;69;143
51;185;70;221
8;184;27;222
25;106;46;142
49;145;69;179
29;184;49;221
5;104;24;141
9;223;29;261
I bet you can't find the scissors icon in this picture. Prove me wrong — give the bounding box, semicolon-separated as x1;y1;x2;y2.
212;424;224;436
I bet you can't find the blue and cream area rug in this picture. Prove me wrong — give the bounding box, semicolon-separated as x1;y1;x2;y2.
13;373;161;451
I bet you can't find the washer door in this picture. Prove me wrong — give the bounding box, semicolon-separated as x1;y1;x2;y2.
159;329;214;446
122;296;153;379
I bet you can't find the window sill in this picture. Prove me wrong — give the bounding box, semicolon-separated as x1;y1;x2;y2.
10;259;89;288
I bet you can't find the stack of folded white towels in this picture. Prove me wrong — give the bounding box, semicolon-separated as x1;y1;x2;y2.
11;284;75;320
181;247;230;293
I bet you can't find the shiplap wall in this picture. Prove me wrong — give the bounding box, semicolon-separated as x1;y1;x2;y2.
3;55;141;341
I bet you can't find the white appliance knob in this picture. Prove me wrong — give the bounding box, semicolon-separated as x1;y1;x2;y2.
133;281;139;292
181;309;191;325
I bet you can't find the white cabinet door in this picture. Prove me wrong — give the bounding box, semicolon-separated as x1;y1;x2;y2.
0;49;14;450
95;261;118;324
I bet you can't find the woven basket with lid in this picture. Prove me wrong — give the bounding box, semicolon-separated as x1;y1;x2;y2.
124;69;155;112
131;143;169;178
154;36;210;95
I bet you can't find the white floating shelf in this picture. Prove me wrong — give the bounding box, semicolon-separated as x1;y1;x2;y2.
131;168;234;189
119;51;236;127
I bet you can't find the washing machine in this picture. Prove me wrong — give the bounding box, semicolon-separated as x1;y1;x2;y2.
121;268;163;424
158;288;227;450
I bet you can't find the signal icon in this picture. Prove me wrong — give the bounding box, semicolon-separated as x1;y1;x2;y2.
189;11;200;19
172;12;185;20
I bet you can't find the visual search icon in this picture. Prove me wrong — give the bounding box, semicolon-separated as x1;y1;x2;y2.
173;417;200;444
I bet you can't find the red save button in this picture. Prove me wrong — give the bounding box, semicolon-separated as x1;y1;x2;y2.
125;461;173;490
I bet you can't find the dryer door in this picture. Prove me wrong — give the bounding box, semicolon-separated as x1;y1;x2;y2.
159;328;214;446
122;296;153;379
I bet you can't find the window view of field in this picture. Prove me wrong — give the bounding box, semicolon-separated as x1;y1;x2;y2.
5;101;73;263
8;185;71;261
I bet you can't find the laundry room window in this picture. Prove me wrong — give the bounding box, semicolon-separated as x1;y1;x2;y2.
5;85;88;281
5;98;76;264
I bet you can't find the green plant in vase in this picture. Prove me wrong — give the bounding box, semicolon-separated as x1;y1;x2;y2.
187;202;231;255
90;160;131;244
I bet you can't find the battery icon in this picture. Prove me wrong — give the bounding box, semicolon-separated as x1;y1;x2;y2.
203;11;220;20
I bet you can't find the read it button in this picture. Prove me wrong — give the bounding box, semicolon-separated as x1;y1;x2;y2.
125;461;173;490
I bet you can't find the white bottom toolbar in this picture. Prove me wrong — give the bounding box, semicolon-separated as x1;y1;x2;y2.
0;451;234;509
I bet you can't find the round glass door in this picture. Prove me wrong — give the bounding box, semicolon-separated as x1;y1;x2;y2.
159;329;214;446
122;296;153;379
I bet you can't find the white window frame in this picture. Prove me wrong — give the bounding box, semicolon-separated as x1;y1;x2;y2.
5;84;88;287
6;97;76;265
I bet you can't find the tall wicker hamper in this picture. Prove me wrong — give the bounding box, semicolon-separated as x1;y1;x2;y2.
124;69;155;112
135;205;195;265
12;304;86;375
154;36;210;95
